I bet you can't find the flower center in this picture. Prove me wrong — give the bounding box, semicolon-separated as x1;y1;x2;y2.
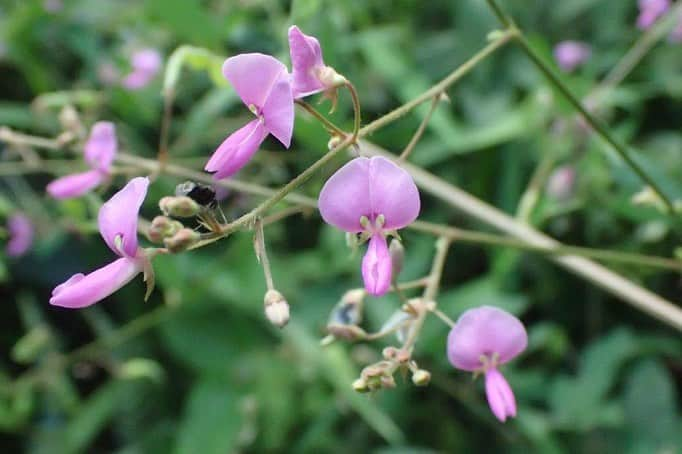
359;214;385;235
477;352;500;374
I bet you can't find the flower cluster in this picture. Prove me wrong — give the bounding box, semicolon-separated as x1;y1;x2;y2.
6;213;33;257
205;26;346;180
553;41;591;73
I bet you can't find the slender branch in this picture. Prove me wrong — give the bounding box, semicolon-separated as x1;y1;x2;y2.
410;220;682;272
399;95;441;162
345;81;362;144
254;218;275;290
482;0;675;212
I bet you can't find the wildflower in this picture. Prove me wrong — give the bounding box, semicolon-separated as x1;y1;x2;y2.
318;156;420;296
122;49;162;90
6;213;33;257
288;26;346;98
50;177;153;308
447;306;528;422
553;41;591;72
637;0;670;29
205;53;294;179
47;122;117;199
546;165;576;200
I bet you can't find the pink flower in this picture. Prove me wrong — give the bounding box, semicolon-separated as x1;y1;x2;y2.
50;177;150;309
447;306;528;422
553;41;591;73
6;213;34;257
318;156;420;296
47;122;117;199
637;0;670;29
205;53;294;179
546;165;576;200
122;49;162;90
288;26;345;98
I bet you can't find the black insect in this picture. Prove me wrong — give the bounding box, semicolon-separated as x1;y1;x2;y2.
175;181;218;209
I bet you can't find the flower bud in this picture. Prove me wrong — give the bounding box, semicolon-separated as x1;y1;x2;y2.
159;196;201;218
412;369;431;386
147;216;183;243
352;378;370;393
327;135;342;150
380;375;396;389
59;105;81;132
315;66;347;88
264;289;290;328
163;228;200;253
388;238;404;278
327;324;366;341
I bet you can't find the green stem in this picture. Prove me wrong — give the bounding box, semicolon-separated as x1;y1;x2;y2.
410;220;682;272
345;81;362;144
399;95;441;162
295;100;348;137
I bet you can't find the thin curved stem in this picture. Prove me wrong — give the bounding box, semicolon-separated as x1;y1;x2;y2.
295;100;348;137
399;94;441;162
345;81;362;144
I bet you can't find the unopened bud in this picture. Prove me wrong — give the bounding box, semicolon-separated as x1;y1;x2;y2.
147;216;183;243
264;289;290;328
159;196;201;218
327;135;342;150
326;324;366;341
412;369;431;386
316;66;347;88
163;228;200;253
352;378;370;393
380;375;396;389
389;238;404;277
382;346;397;360
59;105;81;132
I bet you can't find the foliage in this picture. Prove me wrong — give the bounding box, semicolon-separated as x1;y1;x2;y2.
0;0;681;452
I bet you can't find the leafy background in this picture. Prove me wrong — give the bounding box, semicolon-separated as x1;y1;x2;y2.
1;0;681;452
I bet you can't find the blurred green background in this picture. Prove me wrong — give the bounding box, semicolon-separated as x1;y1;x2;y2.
1;0;681;452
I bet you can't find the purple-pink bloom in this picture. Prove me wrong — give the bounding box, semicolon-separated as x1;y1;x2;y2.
546;165;576;200
553;41;591;73
122;49;162;90
637;0;670;29
205;53;294;180
6;213;34;257
288;26;344;98
318;156;420;296
47;122;117;199
447;306;527;422
50;177;149;309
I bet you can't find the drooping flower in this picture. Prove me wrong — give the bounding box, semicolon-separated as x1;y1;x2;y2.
318;156;420;296
447;306;528;422
288;26;346;99
47;122;117;199
6;213;34;257
637;0;670;29
122;49;162;90
553;41;591;73
205;53;294;180
50;177;153;309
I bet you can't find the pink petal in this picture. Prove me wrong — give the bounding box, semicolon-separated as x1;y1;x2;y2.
49;257;143;309
288;25;326;98
130;49;162;73
204;119;268;180
122;71;156;90
6;213;33;257
367;156;420;230
98;177;149;257
361;234;392;296
222;53;289;109
553;41;591;73
485;368;517;422
84;122;117;171
446;306;527;371
637;0;670;29
46;169;105;200
261;70;294;147
318;157;372;232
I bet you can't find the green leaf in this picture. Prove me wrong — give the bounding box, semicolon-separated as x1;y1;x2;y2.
175;380;241;454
